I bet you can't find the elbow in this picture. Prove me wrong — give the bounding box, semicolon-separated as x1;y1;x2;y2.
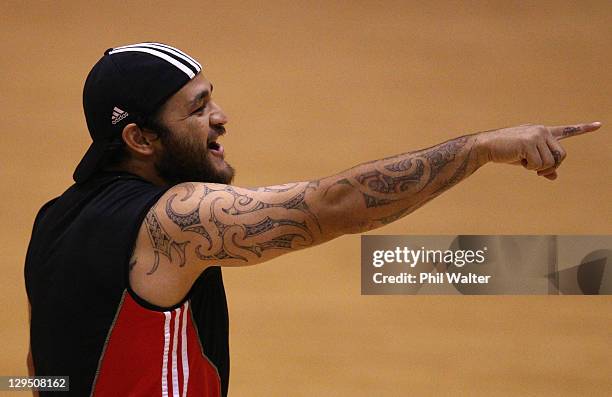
317;186;371;236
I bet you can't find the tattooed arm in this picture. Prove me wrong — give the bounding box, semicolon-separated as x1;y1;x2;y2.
130;122;601;306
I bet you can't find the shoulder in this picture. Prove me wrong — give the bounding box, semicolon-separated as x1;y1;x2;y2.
83;173;171;215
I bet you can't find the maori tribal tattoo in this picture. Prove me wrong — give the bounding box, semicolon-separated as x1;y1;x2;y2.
374;206;412;225
325;136;472;213
421;137;468;184
162;181;319;265
562;126;580;137
430;144;473;196
221;181;321;232
355;163;424;194
144;208;188;275
362;193;395;208
551;150;561;166
166;193;213;248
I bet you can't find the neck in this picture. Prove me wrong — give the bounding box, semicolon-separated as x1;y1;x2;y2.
104;160;169;187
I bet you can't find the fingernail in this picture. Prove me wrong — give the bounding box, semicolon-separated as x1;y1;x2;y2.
592;121;602;127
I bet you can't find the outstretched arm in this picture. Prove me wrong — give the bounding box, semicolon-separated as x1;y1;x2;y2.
130;122;601;306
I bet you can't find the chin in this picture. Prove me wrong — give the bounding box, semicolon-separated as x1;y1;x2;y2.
206;155;234;184
218;163;235;185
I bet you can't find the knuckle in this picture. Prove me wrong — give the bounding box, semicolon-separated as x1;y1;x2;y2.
526;125;546;138
551;148;567;166
522;132;537;143
536;125;548;135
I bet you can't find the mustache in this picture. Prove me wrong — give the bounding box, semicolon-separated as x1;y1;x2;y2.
210;126;226;137
207;126;226;147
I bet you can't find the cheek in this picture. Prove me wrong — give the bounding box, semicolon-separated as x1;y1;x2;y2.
187;114;209;130
183;130;210;155
186;119;211;141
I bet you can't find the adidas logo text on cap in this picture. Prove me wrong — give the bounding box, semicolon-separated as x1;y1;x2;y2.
111;107;128;125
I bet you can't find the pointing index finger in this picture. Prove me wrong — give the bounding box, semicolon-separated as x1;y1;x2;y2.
551;121;602;140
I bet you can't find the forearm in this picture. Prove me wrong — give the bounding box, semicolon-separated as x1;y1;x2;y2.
314;133;488;234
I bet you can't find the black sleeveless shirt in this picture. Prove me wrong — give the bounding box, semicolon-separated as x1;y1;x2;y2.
25;171;230;396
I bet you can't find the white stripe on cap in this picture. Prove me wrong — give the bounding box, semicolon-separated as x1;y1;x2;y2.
108;47;196;78
150;42;203;70
113;42;201;73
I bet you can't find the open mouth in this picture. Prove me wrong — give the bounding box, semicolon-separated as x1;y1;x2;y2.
207;140;224;158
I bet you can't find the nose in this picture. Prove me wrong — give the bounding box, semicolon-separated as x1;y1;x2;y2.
209;102;228;127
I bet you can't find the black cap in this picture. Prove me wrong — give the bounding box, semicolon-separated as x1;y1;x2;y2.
73;42;202;183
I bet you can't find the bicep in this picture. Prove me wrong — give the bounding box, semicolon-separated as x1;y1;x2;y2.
158;181;323;268
131;181;330;303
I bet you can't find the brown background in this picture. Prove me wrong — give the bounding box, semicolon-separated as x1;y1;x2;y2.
1;1;611;395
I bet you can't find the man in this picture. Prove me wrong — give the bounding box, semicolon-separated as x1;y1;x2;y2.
25;42;601;396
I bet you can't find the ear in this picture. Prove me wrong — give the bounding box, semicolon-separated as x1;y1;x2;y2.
121;123;159;157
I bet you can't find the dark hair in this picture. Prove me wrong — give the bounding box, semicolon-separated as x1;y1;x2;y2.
103;107;169;167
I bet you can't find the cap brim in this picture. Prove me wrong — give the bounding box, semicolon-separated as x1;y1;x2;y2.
73;140;109;183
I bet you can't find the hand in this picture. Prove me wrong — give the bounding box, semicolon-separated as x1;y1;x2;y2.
476;122;602;180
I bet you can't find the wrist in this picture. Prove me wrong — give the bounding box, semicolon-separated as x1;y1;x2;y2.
472;131;492;166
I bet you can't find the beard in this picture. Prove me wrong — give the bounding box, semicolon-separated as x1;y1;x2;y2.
154;126;235;186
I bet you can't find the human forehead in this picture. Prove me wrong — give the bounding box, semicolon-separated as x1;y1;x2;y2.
165;73;213;111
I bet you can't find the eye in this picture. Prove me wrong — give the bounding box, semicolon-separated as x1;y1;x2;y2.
193;104;205;114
